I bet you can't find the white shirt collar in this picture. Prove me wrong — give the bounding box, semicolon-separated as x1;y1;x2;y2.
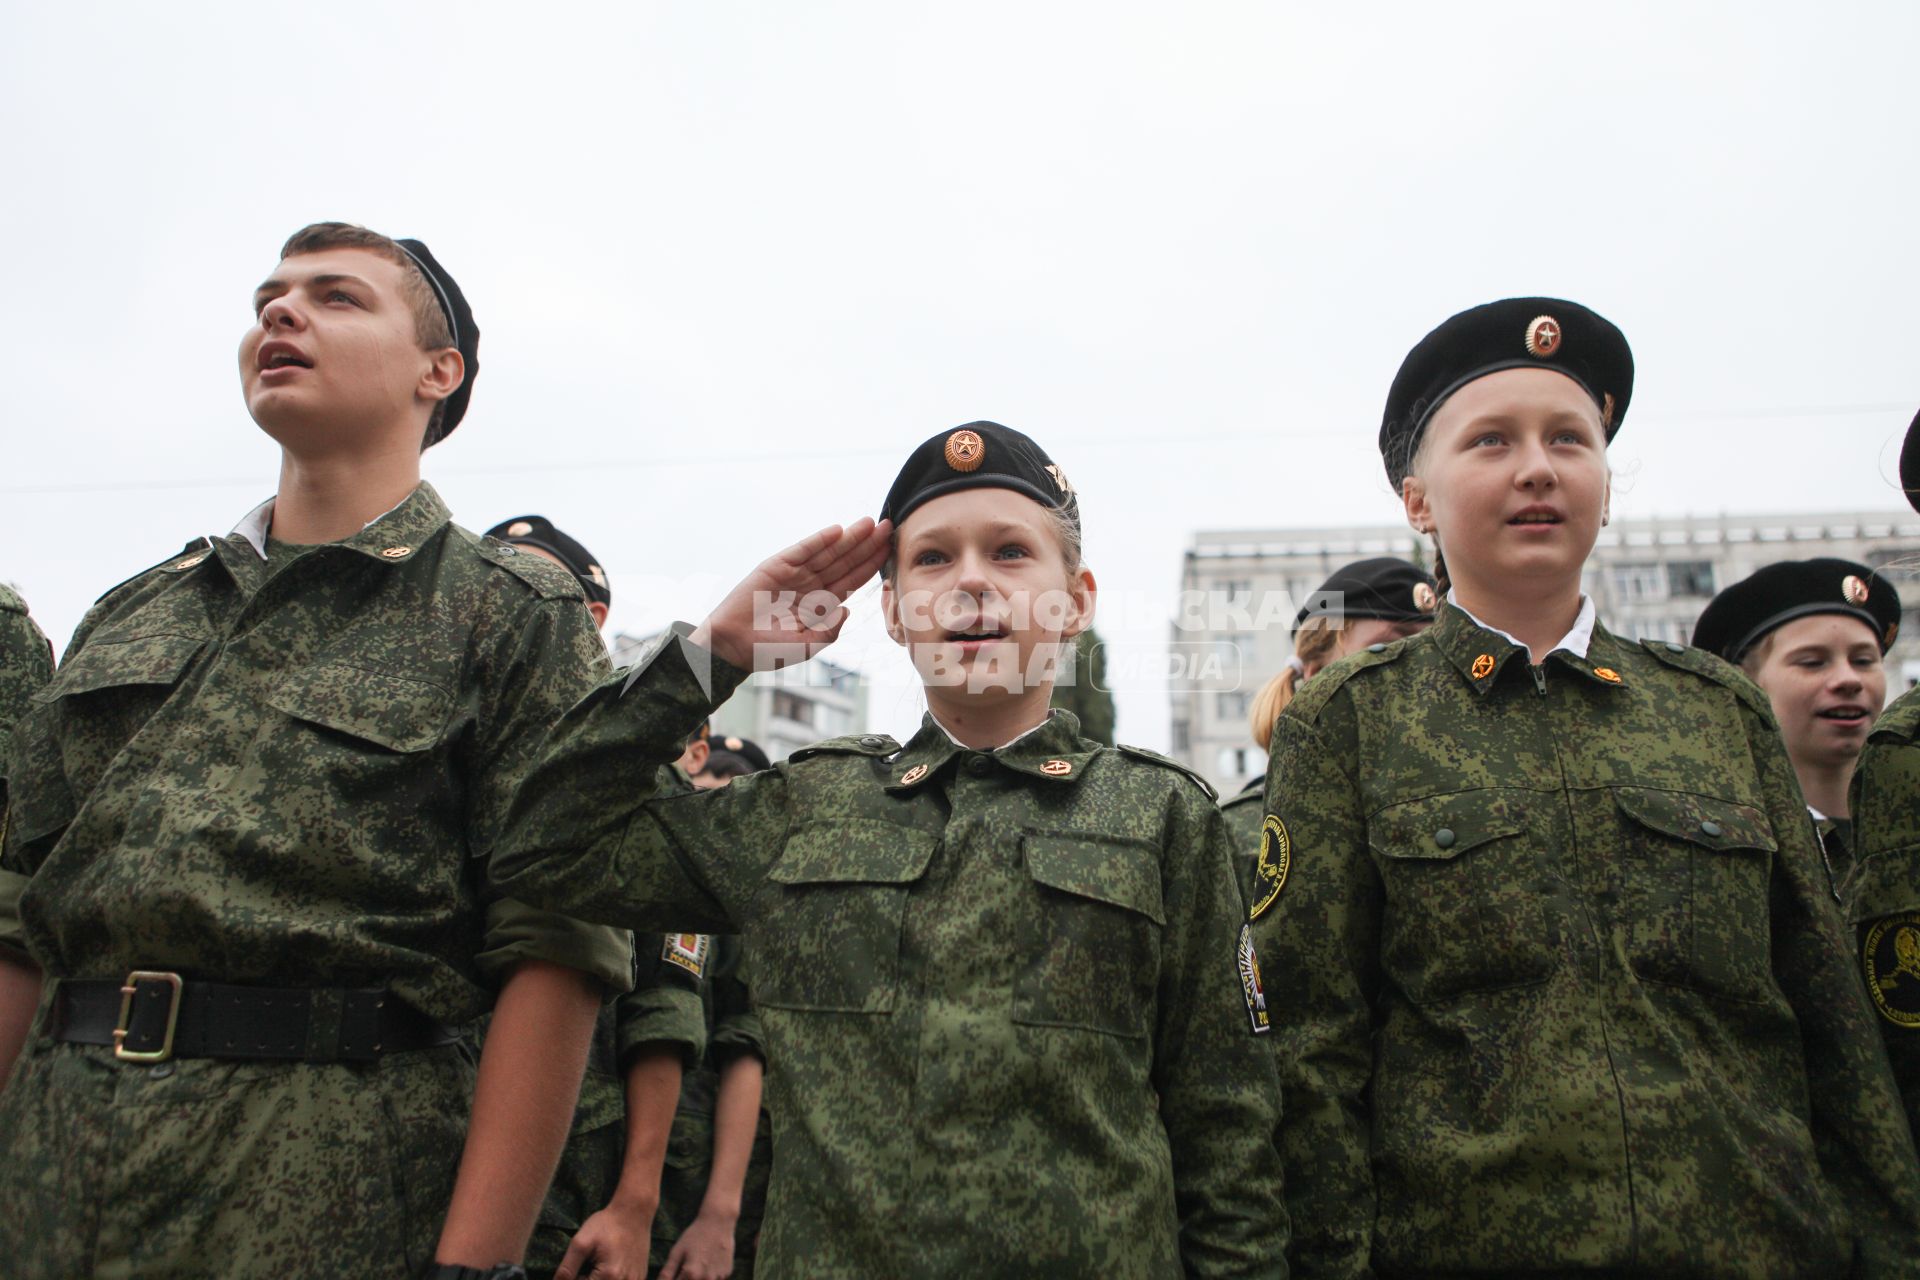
226;491;417;561
929;707;1056;752
1453;594;1597;663
1807;804;1828;824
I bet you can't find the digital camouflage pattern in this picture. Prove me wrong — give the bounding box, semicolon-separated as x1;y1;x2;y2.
524;937;708;1276
1220;772;1266;905
493;636;1287;1279
1258;603;1920;1277
1845;682;1920;1139
0;484;635;1273
0;583;53;759
651;934;771;1278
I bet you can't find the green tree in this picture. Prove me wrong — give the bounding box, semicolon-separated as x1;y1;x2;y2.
1051;628;1115;745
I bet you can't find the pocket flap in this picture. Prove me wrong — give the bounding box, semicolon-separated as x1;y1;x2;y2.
1613;787;1776;853
45;632;202;698
1024;834;1165;924
1370;789;1527;862
266;664;453;754
770;822;939;886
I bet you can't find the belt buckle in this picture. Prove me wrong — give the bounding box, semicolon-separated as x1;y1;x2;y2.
114;971;184;1063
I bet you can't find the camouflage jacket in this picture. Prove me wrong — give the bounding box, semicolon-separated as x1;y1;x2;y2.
1221;771;1265;905
0;584;53;799
492;634;1286;1279
1845;683;1920;1141
0;484;632;1019
1256;603;1920;1278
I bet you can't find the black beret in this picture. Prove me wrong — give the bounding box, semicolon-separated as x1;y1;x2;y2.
1900;406;1920;514
1691;558;1900;662
1294;557;1439;632
1380;297;1633;487
879;421;1079;532
484;515;611;606
396;238;479;446
711;734;771;772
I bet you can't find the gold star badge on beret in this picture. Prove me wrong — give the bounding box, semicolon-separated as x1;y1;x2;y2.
1412;581;1437;613
943;428;985;473
507;520;534;537
1843;574;1871;605
1525;314;1562;357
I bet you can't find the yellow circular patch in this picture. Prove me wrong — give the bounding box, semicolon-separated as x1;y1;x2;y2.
1250;814;1290;921
1864;913;1920;1029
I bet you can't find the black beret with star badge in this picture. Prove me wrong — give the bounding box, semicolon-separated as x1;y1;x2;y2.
484;515;612;606
394;238;480;447
1293;557;1439;632
879;421;1079;531
1691;557;1901;662
1900;404;1920;514
1380;297;1634;488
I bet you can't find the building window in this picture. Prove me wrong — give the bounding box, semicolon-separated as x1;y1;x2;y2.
1171;720;1190;753
1217;578;1253;603
1608;562;1665;603
1217;746;1250;777
1665;561;1715;598
772;691;813;726
1215;690;1250;720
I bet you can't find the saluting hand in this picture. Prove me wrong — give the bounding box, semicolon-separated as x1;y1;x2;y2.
691;518;891;673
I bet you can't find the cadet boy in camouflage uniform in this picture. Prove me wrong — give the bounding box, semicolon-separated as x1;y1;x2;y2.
1693;558;1900;892
1846;406;1920;1140
0;584;52;1082
1223;558;1435;897
0;223;635;1280
1257;299;1920;1276
477;516;710;1280
492;421;1285;1278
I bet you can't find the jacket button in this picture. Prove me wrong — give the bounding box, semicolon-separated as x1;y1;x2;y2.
1367;643;1387;654
1434;828;1456;849
1699;820;1722;838
1666;642;1686;653
859;736;884;749
967;755;992;776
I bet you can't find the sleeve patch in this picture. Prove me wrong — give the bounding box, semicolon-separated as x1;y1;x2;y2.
662;933;711;980
1249;814;1290;921
1864;913;1920;1030
1238;923;1271;1036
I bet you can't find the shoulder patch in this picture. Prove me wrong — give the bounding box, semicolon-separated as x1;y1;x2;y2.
1237;923;1271;1036
1249;814;1290;920
661;933;711;981
1115;742;1217;801
787;733;901;764
1639;638;1776;725
465;532;587;601
1863;912;1920;1030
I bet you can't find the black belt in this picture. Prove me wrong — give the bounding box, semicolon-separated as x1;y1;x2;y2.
53;973;459;1064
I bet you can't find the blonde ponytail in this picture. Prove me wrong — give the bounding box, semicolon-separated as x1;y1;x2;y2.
1249;617;1345;750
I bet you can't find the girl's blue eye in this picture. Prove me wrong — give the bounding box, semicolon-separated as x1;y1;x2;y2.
995;545;1030;560
913;550;946;567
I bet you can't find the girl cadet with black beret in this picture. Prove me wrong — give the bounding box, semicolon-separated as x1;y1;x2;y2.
1222;557;1436;904
1252;298;1920;1277
1692;558;1900;893
491;421;1285;1279
1843;407;1920;1142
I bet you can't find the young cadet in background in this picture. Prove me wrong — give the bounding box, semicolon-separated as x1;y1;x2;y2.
491;421;1284;1278
480;516;709;1280
1692;558;1899;890
0;223;635;1280
1221;557;1435;898
692;733;771;789
0;585;52;1078
1255;298;1920;1276
1844;406;1920;1140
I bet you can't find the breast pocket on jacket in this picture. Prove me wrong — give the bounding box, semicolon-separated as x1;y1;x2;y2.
1613;786;1776;1002
1015;833;1165;1038
11;631;205;848
753;822;938;1013
263;664;454;801
1369;789;1554;1005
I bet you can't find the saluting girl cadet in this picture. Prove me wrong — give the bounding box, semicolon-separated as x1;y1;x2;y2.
1253;298;1920;1277
1843;407;1920;1140
1691;558;1900;892
492;422;1285;1279
1222;558;1435;897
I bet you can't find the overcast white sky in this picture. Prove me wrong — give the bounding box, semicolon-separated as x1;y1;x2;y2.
4;3;1917;749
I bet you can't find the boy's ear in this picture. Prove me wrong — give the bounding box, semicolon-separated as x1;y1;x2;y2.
1061;566;1097;641
881;578;907;648
587;601;609;629
418;349;464;406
